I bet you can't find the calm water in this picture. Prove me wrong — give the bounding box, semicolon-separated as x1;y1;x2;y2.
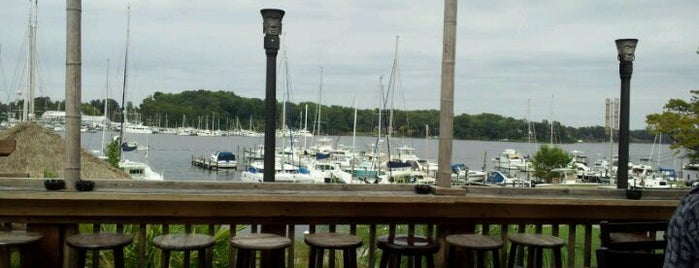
80;131;696;181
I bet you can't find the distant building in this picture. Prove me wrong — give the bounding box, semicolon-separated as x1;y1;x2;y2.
40;111;109;126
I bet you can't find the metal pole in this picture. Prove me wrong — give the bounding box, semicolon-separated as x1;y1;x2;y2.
263;35;279;182
64;0;81;189
260;8;284;182
436;0;457;187
616;60;632;189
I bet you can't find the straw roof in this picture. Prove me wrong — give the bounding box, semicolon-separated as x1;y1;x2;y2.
0;122;130;179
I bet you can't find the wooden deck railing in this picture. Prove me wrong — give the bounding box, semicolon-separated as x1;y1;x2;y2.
0;178;684;267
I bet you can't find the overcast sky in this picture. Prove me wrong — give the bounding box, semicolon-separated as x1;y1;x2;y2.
1;1;697;129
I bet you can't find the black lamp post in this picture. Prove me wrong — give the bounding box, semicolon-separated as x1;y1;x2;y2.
260;9;284;182
615;38;638;189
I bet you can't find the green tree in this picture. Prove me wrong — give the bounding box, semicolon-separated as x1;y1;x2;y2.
106;139;120;168
531;145;572;183
646;90;699;162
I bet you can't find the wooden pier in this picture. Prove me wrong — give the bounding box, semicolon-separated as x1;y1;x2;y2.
191;155;238;171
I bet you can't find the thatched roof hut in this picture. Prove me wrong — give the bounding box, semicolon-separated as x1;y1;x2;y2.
0;122;130;179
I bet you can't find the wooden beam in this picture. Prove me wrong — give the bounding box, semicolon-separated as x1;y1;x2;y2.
0;140;16;157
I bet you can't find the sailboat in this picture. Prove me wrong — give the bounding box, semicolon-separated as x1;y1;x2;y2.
116;6;162;181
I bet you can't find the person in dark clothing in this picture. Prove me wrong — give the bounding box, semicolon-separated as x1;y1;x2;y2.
664;186;699;267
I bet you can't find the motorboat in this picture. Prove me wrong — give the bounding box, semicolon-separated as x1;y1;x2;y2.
493;149;527;170
451;163;486;184
209;151;237;169
240;158;319;183
119;159;164;180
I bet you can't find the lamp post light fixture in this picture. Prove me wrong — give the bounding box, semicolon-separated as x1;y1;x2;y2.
261;9;284;182
615;38;638;190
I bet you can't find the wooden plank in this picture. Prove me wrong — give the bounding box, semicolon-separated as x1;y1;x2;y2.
0;140;16;157
0;174;29;178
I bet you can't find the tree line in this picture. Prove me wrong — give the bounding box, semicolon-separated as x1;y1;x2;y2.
0;89;655;143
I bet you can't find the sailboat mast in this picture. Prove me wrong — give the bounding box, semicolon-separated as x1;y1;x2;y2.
118;5;131;160
386;36;399;138
23;0;38;121
549;94;554;145
315;67;323;136
352;97;357;152
101;60;110;154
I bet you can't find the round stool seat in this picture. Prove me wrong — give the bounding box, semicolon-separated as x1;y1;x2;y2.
66;233;133;250
507;233;565;268
152;233;215;250
230;233;291;250
67;232;133;268
446;234;502;250
0;231;42;246
378;235;440;253
446;234;503;268
306;233;362;268
508;233;564;248
0;231;43;268
377;235;440;268
231;233;291;268
305;233;362;249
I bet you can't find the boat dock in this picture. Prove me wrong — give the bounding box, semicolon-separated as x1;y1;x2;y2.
191;155;237;171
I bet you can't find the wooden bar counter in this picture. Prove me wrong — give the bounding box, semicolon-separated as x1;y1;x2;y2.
0;179;685;267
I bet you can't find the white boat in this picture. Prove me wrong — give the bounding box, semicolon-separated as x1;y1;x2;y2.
209;151;237;169
304;160;353;184
486;170;526;186
493;149;527;170
628;164;671;189
119;159;164;180
240;158;319;183
123;123;153;134
535;168;601;188
451;163;486;184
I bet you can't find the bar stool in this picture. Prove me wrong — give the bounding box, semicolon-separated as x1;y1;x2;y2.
446;234;503;268
0;231;42;268
377;224;440;268
66;231;133;268
305;232;363;268
507;233;564;268
152;230;215;268
230;233;291;268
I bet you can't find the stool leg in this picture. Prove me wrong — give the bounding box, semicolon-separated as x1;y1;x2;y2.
379;251;389;268
348;248;358;268
161;250;170;268
234;249;247;268
198;249;207;268
526;247;535;268
0;247;10;268
536;247;545;268
19;246;32;268
553;248;563;268
92;249;99;268
388;253;400;268
271;248;286;268
507;244;517;268
114;248;125;268
313;248;324;268
183;250;191;268
476;250;485;268
447;246;455;268
426;254;436;268
75;249;86;268
492;249;501;268
465;249;474;268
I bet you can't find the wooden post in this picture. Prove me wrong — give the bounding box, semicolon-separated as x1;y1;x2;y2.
65;0;82;189
436;0;457;187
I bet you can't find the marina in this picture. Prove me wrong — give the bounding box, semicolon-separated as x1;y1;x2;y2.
78;131;698;184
